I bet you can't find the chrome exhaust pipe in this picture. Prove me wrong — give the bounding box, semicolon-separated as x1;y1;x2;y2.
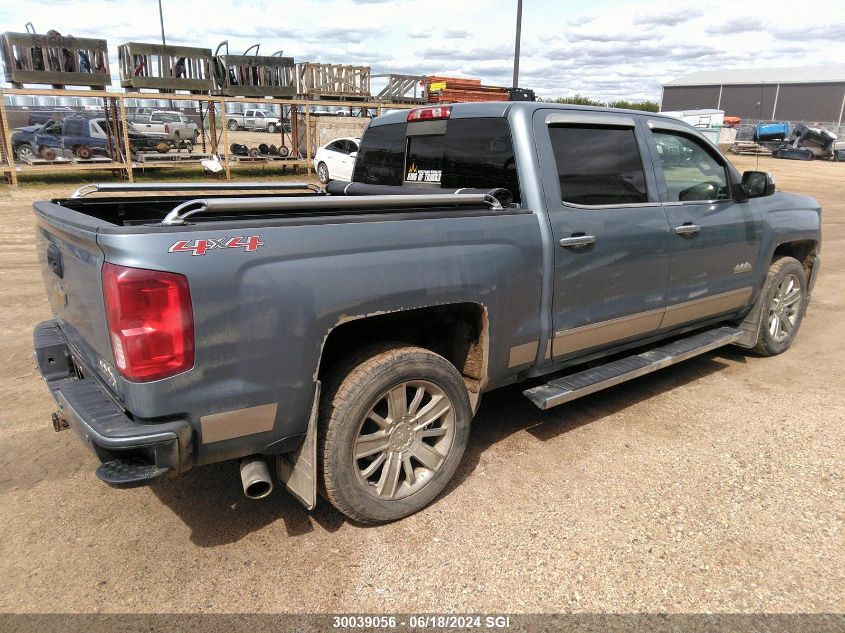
239;456;273;499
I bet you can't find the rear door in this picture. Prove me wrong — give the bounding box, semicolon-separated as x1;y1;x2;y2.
642;117;761;327
336;140;358;180
533;110;672;359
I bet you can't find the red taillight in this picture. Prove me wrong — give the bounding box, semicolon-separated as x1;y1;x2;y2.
102;262;194;382
164;124;171;134
407;106;451;122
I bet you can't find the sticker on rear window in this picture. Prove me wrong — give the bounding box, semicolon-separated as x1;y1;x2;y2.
406;163;441;183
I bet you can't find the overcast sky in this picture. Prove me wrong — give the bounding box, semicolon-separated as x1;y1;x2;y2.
2;0;843;101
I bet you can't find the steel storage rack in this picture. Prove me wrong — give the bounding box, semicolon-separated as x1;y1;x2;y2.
118;43;213;93
1;27;110;89
213;43;296;98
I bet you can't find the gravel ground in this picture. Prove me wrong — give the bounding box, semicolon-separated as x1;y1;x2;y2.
0;156;842;614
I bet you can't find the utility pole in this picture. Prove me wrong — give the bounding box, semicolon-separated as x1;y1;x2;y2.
512;0;523;88
158;0;173;109
158;0;167;47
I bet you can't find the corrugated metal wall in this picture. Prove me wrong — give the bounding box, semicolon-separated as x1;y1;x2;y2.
660;86;720;110
776;83;845;122
662;82;845;124
718;85;779;120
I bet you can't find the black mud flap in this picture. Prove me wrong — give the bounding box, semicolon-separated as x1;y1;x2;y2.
277;382;320;510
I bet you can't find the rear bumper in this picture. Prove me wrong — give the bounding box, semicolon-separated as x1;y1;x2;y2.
34;320;193;488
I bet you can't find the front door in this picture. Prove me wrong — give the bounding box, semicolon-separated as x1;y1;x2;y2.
642;118;762;328
534;110;672;360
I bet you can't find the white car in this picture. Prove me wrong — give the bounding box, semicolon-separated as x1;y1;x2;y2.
313;137;360;183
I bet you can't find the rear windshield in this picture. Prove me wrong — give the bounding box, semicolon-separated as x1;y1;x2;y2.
152;112;182;122
353;118;520;202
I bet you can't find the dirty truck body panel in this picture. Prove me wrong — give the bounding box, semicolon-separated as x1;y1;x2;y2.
32;102;821;496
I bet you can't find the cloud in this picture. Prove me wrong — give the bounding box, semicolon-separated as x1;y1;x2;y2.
418;44;513;62
706;18;766;35
566;31;653;43
635;8;701;26
774;22;845;41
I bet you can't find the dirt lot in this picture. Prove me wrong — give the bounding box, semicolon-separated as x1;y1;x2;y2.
0;157;842;614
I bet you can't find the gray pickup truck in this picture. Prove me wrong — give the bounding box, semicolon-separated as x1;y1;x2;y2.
33;102;821;524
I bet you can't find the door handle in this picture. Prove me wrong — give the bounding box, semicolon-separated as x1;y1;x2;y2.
674;223;701;236
559;234;596;248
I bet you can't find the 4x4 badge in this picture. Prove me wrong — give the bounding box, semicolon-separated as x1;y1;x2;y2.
169;236;264;256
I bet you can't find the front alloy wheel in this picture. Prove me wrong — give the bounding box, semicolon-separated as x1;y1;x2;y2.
752;256;808;356
317;162;329;183
16;144;34;162
767;273;802;343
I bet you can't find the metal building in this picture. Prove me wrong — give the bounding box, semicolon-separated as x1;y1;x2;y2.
661;65;845;125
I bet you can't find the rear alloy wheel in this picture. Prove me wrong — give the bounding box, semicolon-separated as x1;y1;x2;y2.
267;122;277;134
317;161;329;183
320;345;471;524
753;256;808;356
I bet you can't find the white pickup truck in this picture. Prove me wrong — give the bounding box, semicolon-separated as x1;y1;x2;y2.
226;108;285;133
132;111;199;146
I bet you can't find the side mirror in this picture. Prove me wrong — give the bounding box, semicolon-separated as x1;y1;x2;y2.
738;171;775;200
349;151;358;158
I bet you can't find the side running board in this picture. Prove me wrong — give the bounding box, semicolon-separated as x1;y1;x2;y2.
523;326;742;410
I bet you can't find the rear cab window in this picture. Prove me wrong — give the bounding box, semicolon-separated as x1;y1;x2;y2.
353;117;521;202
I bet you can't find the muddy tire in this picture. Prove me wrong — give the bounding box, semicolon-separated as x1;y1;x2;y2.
320;345;472;524
752;256;808;356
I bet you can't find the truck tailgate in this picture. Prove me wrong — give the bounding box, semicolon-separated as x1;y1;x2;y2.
34;201;121;398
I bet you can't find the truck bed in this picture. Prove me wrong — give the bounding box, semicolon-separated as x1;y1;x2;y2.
51;182;511;227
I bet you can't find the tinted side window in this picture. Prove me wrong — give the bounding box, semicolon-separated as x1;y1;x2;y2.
652;131;729;202
353;122;408;186
441;118;519;201
549;125;647;206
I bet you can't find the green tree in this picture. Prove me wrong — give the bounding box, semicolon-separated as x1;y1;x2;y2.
539;95;659;112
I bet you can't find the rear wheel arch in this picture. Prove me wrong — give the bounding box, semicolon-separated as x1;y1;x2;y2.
317;303;489;411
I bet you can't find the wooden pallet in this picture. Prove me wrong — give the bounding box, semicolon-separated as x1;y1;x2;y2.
134;151;212;163
730;141;773;156
23;156;72;165
72;156;114;164
232;154;295;162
